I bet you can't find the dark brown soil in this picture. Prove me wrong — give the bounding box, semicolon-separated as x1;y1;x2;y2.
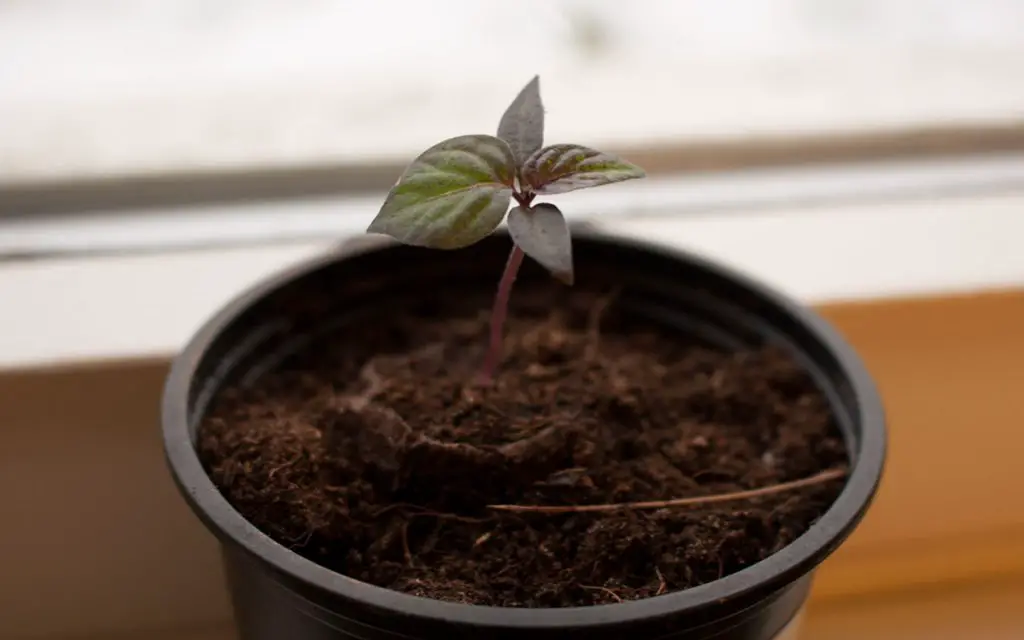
198;285;847;607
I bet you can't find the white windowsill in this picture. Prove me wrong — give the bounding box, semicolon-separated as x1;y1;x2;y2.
5;153;1024;258
2;187;1022;372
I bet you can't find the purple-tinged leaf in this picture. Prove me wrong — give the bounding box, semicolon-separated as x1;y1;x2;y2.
497;75;545;166
507;202;573;285
521;144;645;195
367;135;516;249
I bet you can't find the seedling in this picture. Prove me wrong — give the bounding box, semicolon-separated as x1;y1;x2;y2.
367;76;646;381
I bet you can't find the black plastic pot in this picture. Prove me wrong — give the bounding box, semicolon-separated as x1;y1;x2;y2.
162;229;886;640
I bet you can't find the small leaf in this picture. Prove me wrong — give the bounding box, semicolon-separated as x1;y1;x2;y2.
367;135;516;249
507;202;573;285
497;75;545;166
521;144;646;195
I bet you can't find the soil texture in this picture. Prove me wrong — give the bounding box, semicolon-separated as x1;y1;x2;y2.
198;285;847;607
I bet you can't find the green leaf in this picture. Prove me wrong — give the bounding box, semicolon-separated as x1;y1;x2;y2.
521;144;646;195
497;75;545;166
507;202;573;285
367;135;516;249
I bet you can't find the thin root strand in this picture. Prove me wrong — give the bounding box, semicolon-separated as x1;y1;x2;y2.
487;468;847;514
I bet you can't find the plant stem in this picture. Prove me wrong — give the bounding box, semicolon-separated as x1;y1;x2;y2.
479;243;525;382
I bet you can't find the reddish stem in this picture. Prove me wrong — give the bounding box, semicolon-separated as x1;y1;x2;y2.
477;190;535;383
479;243;525;382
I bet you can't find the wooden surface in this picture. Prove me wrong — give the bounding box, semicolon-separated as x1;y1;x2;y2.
805;577;1024;639
1;290;1023;639
134;579;1024;640
811;290;1024;601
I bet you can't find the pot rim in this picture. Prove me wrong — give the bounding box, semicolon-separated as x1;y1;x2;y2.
161;229;886;630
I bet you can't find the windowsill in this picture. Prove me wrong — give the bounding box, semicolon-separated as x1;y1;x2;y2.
3;185;1024;372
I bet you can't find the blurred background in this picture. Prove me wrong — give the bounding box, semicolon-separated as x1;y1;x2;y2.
3;0;1024;176
2;0;1024;255
2;2;1024;640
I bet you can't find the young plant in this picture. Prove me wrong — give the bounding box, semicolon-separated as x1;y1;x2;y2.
367;76;646;381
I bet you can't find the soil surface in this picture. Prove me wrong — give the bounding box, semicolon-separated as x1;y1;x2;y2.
198;285;847;607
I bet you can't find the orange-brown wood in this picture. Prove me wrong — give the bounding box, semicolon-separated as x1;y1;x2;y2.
805;576;1024;639
1;289;1023;638
811;290;1024;599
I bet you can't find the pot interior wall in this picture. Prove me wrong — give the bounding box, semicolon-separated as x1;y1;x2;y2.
186;234;860;460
